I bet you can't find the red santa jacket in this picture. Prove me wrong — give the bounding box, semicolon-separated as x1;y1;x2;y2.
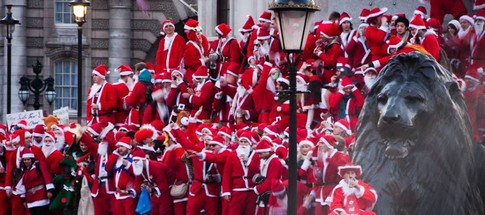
166;81;191;114
189;80;216;119
142;103;170;125
183;40;205;85
19;161;54;208
87;82;118;125
230;91;258;123
105;152;140;200
112;81;130;127
328;180;377;215
329;88;365;130
155;33;186;74
252;62;276;124
420;32;441;61
210;37;241;77
470;33;485;68
365;25;388;61
429;0;467;24
253;153;282;196
317;42;344;84
345;36;371;68
222;150;260;196
140;159;175;203
160;143;189;202
45;150;64;175
5;146;46;192
124;81;148;127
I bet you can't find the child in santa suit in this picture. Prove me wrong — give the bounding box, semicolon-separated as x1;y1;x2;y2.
17;148;55;215
327;164;377;215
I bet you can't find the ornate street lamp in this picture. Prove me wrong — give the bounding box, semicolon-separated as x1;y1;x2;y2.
0;5;21;114
269;1;319;215
18;60;56;110
69;0;90;123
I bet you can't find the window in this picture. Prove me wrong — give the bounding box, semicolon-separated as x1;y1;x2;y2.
55;0;74;24
54;61;78;111
217;0;229;25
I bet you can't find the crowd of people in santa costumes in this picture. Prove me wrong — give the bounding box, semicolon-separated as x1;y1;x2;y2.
1;1;485;215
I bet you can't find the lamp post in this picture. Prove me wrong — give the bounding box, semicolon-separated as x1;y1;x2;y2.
0;5;21;114
18;60;56;110
268;1;319;215
69;0;90;123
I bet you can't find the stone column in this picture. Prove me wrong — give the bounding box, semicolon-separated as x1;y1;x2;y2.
198;0;217;37
108;0;132;83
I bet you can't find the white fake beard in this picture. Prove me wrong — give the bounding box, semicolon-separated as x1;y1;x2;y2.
236;85;246;98
97;142;108;155
55;136;65;151
364;76;377;89
133;160;144;176
89;83;102;99
42;143;55;157
474;23;484;36
195;81;204;91
240;33;249;41
458;27;470;39
126;77;134;90
266;78;276;94
163;87;169;100
259;43;270;56
133;74;139;83
236;145;251;158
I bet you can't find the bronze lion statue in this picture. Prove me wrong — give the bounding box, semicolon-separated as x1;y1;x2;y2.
353;52;485;214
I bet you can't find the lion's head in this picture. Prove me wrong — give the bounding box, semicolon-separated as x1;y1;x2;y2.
353;52;483;214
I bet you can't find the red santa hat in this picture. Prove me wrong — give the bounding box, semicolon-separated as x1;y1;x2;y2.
241;68;258;89
215;23;232;38
299;139;315;148
367;7;388;19
209;135;225;147
257;26;271;40
272;180;286;196
259;11;272;23
154;73;164;83
340;76;353;89
459;14;474;25
135;127;155;143
116;64;133;76
150;120;165;134
277;76;289;86
318;134;337;149
92;64;110;80
16;119;28;129
44;131;56;141
275;144;288;160
475;9;485;21
264;125;280;137
146;62;156;74
359;8;370;22
427;18;442;34
171;69;184;78
184;18;199;31
335;119;352;135
161;19;175;35
336;57;351;70
392;13;406;21
409;15;427;30
87;122;104;137
239;15;255;33
364;67;377;75
254;138;274;153
193;66;209;79
116;136;132;149
413;6;427;18
132;149;146;160
32;124;45;138
386;35;404;54
317;21;340;39
11;129;31;146
21;148;35;159
238;131;253;144
115;131;126;142
217;126;232;139
339;12;352;25
338;163;362;177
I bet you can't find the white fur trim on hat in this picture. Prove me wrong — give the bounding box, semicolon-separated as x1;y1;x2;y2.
299;140;315;148
459;15;474;25
319;137;333;149
339;17;352;26
367;7;388;18
22;153;35;159
116;142;132;149
335;121;352;135
276;77;289;86
255;148;273;153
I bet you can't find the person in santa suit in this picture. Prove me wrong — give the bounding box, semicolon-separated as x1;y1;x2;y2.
80;122;117;215
345;23;372;69
123;68;153;127
87;64;118;125
221;131;260;215
40;131;63;176
131;147;175;215
209;23;241;81
299;134;351;215
408;15;441;61
365;7;390;63
105;137;140;215
247;11;273;60
143;84;171;125
463;69;485;143
159;126;190;215
328;77;364;130
269;76;290;130
327;164;377;215
252;138;282;215
16;148;55;215
5;129;46;215
238;15;256;73
301;21;323;61
183;19;209;85
31;124;45;148
155;19;185;74
112;64;134;128
50;123;66;152
166;70;191;123
183;66;216;120
470;10;485;69
0;131;11;215
418;0;467;25
339;12;357;57
168;123;222;215
229;71;258;125
252;62;278;124
314;21;344;85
